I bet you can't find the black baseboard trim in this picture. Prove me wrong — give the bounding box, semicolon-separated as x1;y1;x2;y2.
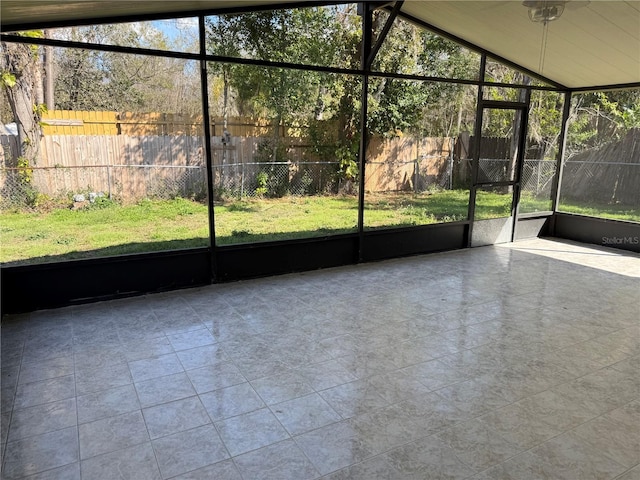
361;222;468;261
1;248;211;314
551;213;640;253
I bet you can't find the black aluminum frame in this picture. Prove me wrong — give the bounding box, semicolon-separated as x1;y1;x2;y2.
1;1;638;314
468;98;531;247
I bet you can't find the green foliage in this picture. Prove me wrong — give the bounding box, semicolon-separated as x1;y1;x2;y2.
367;14;479;137
566;113;596;153
197;6;482;141
52;24;196;112
419;32;479;79
5;157;42;209
33;103;47;117
337;154;358;182
88;195;116;210
595;91;640;131
252;138;290;197
255;137;288;163
212;7;342;66
16;30;45;56
298;170;313;194
16;157;33;184
373;14;479;80
255;171;269;197
207;8;343;122
307;118;359;185
528;90;563;156
567;88;640;155
17;31;44;39
368;79;422;136
307;119;339;160
1;72;16;88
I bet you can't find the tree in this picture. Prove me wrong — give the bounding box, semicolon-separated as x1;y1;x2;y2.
567;89;640;156
52;24;201;114
1;32;45;166
528;89;563;159
207;7;344;161
368;14;479;138
206;14;244;129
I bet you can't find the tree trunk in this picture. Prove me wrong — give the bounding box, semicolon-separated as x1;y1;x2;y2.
44;30;55;109
222;66;230;167
507;111;521;190
272;112;282;162
1;40;43;165
33;47;44;107
455;90;464;137
222;68;229;132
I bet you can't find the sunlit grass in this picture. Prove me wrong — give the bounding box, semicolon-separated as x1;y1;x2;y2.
214;195;358;243
1;191;637;265
558;202;640;223
0;197;210;265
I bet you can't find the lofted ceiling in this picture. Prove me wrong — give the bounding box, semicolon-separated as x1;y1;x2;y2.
400;1;640;89
1;0;639;89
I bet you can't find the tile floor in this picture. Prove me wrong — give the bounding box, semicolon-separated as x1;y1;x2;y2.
1;237;638;480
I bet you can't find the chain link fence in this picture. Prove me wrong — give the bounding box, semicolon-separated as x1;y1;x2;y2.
475;158;556;195
521;159;557;197
560;160;640;206
476;158;512;184
213;161;340;199
0;165;208;210
0;161;343;210
1;158;560;210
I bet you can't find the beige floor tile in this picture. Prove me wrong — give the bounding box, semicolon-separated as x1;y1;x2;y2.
2;238;638;480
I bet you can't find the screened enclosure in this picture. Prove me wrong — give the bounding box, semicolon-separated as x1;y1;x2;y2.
1;1;638;312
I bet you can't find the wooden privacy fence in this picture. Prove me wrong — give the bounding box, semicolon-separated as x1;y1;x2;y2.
40;135;204;168
5;113;638;206
20;111;459;195
561;129;640;205
1;134;336;203
40;111;313;138
365;136;454;192
40;111;119;135
34;135;205;202
37;135;330;170
0;135;460;203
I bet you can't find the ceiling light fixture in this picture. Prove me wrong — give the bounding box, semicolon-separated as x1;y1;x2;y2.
523;0;566;24
523;1;567;75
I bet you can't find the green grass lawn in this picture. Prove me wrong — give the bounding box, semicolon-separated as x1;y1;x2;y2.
0;198;210;265
1;191;638;265
557;202;640;222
